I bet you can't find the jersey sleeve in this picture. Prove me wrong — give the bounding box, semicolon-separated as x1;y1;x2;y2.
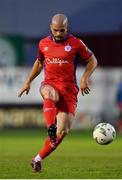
37;41;44;62
77;39;93;60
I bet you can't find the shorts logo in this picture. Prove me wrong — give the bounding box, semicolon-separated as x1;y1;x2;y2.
44;46;48;51
64;45;71;52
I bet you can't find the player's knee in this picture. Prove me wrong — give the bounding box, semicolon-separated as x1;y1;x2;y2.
41;89;59;102
43;91;53;99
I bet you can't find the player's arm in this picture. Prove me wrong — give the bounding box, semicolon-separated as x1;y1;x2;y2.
77;39;97;96
18;59;43;97
80;54;97;96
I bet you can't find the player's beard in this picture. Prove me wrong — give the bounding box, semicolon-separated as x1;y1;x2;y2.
53;35;65;43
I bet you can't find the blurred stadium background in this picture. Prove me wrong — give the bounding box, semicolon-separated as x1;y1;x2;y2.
0;0;122;130
0;0;122;178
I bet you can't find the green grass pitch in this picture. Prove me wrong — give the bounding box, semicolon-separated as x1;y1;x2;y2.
0;128;122;179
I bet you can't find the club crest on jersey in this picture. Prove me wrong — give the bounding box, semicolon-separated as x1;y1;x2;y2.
64;45;71;52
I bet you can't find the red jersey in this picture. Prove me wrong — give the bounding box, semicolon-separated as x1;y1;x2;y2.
38;34;92;84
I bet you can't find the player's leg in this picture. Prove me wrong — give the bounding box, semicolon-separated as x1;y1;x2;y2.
31;84;77;172
31;112;74;172
40;85;59;142
31;85;59;172
56;112;74;136
38;112;74;159
55;112;74;145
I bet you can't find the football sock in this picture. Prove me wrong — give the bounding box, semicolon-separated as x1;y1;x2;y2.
39;132;65;159
43;99;57;128
34;154;42;162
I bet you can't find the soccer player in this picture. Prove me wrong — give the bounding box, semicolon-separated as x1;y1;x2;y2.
18;14;97;172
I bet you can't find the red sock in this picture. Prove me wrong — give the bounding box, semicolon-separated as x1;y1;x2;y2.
43;99;57;128
39;133;65;159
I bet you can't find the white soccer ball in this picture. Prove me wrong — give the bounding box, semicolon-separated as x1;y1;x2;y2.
93;122;116;145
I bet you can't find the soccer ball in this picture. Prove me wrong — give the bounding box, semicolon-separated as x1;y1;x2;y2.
93;122;116;145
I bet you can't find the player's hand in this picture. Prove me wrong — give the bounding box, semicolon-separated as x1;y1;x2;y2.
18;82;31;97
80;78;90;96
